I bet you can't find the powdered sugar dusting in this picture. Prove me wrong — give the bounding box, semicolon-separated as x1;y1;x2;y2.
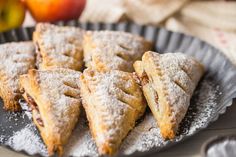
0;77;221;157
19;99;32;119
64;111;98;157
79;69;146;153
65;77;220;156
185;80;221;135
35;23;84;70
121;77;220;155
146;52;204;126
121;113;167;154
84;31;152;72
0;99;47;156
6;124;47;156
0;42;35;110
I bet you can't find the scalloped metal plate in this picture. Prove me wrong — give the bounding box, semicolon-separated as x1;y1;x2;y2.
0;21;236;157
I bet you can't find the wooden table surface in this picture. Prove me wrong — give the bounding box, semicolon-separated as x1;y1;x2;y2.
1;12;236;157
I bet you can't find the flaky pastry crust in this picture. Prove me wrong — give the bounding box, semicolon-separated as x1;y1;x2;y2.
80;68;146;155
33;23;84;71
0;42;35;111
134;51;204;139
20;68;81;156
83;30;153;72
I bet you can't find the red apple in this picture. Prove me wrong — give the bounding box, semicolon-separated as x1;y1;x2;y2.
0;0;25;32
23;0;86;22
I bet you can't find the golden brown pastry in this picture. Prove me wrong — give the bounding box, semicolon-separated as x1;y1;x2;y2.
83;30;152;72
20;68;81;156
0;42;35;111
134;51;204;139
33;23;84;71
80;68;146;155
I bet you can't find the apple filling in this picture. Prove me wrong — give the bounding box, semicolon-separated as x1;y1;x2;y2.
154;91;159;105
140;71;149;86
140;71;159;110
149;81;159;110
35;42;42;68
25;93;44;127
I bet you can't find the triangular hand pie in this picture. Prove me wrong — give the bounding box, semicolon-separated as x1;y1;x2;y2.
20;68;81;156
33;23;84;71
0;42;35;111
80;68;146;155
134;51;204;139
83;30;152;72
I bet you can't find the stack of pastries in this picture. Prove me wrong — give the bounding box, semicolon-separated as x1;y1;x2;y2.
0;23;204;156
